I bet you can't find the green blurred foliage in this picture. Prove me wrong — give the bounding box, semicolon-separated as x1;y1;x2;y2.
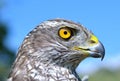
89;68;120;81
0;23;15;81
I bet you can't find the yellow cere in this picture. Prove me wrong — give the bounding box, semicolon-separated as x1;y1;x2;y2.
90;34;99;45
59;28;71;39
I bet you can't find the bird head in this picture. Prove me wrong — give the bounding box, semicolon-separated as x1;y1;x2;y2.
26;19;105;70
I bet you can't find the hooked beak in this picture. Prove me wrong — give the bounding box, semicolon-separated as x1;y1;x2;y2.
88;41;105;60
72;41;105;60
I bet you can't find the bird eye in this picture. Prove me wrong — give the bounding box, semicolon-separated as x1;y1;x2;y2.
58;27;72;39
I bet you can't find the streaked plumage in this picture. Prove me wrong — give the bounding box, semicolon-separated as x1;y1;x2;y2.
8;19;105;81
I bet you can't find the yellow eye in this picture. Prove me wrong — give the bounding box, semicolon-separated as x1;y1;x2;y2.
58;27;72;39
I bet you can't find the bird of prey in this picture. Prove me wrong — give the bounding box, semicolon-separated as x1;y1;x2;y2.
7;19;105;81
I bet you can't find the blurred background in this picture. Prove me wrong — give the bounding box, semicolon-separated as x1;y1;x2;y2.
0;0;120;81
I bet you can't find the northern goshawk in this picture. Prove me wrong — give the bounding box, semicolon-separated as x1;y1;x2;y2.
8;19;105;81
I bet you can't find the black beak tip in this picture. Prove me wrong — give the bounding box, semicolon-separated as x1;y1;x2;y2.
101;48;105;61
101;42;105;61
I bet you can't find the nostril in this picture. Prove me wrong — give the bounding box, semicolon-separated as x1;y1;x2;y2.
90;40;96;44
90;35;98;44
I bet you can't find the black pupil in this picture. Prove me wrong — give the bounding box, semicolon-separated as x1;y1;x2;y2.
64;31;67;35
